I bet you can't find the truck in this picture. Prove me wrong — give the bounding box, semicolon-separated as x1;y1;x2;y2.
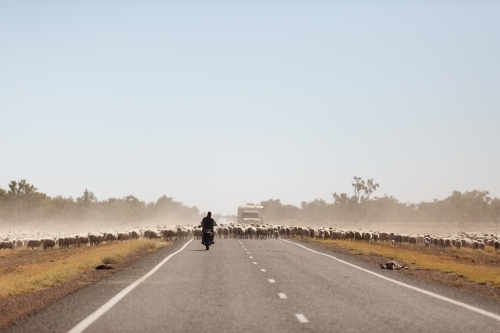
237;203;264;224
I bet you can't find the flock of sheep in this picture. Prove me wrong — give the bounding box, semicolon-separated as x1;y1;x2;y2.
1;223;500;251
299;226;500;251
222;224;500;251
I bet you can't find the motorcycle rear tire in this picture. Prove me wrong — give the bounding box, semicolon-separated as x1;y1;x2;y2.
206;244;209;250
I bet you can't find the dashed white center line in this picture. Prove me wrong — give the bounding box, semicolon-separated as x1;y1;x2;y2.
295;314;309;323
278;293;287;299
268;279;275;283
244;249;247;251
241;246;244;247
249;256;253;259
260;269;266;272
253;262;257;264
247;252;250;254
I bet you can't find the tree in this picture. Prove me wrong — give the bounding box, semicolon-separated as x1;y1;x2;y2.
154;195;200;222
4;179;48;222
0;186;6;204
7;179;38;197
301;199;330;222
489;198;500;226
351;176;379;203
331;176;379;223
444;190;491;224
260;199;301;222
77;189;97;208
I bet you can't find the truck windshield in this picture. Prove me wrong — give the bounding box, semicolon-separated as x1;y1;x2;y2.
242;212;259;219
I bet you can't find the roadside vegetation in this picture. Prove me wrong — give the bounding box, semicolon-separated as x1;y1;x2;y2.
0;240;168;300
262;177;500;226
0;179;202;224
2;177;500;227
305;238;500;287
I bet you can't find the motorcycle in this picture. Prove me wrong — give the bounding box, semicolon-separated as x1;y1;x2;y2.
202;229;213;250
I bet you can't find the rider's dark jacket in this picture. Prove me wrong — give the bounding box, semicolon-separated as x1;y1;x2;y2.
200;217;217;231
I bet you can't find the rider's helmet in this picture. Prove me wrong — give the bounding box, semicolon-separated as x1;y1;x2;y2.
207;211;212;217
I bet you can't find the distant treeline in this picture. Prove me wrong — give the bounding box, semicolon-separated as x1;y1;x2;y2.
1;178;499;226
0;180;201;224
261;177;500;226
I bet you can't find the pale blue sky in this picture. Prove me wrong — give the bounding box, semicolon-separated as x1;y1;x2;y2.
1;1;499;215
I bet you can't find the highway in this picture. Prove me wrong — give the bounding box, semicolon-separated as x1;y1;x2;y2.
4;238;500;333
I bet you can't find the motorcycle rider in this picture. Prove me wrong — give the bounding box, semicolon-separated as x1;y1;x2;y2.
199;211;217;245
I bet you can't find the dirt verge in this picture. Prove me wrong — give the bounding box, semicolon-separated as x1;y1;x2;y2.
0;246;153;330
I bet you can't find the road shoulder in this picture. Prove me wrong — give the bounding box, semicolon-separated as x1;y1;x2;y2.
0;241;184;332
289;238;500;314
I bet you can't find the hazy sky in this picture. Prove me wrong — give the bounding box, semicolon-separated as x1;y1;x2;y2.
1;2;499;215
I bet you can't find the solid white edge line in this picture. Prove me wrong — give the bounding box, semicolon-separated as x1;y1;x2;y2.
295;314;309;323
68;239;193;333
280;239;500;322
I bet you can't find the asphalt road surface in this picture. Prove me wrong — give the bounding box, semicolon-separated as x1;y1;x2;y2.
4;238;500;333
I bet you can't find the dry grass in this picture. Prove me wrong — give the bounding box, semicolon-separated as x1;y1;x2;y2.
0;240;168;300
311;239;500;286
